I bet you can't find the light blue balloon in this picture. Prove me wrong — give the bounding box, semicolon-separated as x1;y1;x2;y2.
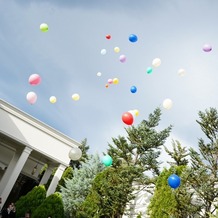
102;155;113;167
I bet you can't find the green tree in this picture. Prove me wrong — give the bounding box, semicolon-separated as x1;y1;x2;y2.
31;192;64;218
164;139;189;166
77;166;136;218
56;166;73;192
188;108;218;217
61;154;104;217
15;185;46;217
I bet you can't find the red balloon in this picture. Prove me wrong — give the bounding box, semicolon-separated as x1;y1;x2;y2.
106;34;111;39
122;112;134;125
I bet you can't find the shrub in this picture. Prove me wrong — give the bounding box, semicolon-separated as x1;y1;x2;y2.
31;192;64;218
15;185;46;217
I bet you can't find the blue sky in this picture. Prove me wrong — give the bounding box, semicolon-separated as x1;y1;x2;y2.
0;0;218;165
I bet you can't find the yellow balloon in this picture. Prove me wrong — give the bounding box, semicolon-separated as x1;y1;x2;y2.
114;47;120;53
113;78;119;84
72;93;80;101
134;109;139;116
49;96;57;103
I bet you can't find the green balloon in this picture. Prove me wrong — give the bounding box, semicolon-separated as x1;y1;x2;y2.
147;67;153;74
102;155;113;167
40;23;49;32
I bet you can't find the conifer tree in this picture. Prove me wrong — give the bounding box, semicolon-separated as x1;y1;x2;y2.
188;108;218;217
60;154;104;217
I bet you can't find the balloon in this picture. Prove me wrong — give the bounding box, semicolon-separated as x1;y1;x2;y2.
203;44;212;52
133;109;139;116
152;58;161;67
129;34;138;43
108;79;113;84
29;74;41;85
72;93;80;101
101;49;107;55
113;78;119;84
106;34;111;39
102;155;113;167
119;55;126;63
26;92;37;104
130;86;137;93
128;110;136;119
40;23;49;32
147;67;153;74
49;96;57;103
163;98;173;110
97;72;102;77
178;68;186;77
122;112;134;125
68;147;82;161
168;174;181;189
105;84;109;88
114;47;120;53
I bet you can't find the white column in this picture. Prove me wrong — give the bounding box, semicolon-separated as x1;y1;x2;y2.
0;146;32;206
46;164;66;197
39;165;53;185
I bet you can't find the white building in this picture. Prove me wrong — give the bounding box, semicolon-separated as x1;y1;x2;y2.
0;99;81;208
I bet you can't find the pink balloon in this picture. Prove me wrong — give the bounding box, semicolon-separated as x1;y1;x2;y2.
119;55;126;63
29;74;41;85
108;78;113;84
26;92;37;104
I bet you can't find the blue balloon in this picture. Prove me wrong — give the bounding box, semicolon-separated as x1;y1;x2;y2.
168;174;181;189
129;34;138;43
130;86;137;93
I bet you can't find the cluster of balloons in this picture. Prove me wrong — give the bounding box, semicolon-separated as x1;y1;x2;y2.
168;174;181;189
105;78;119;88
68;147;82;161
27;74;42;104
102;155;113;167
146;58;161;74
163;98;173;110
122;109;139;125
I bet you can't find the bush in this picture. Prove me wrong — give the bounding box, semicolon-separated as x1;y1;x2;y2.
15;185;46;217
31;192;64;218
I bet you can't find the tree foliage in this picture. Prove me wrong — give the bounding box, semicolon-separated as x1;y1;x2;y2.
188;108;218;217
15;185;46;217
61;154;104;217
31;192;64;218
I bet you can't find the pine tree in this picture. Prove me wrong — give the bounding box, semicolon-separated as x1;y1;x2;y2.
188;108;218;217
60;154;104;217
164;139;189;166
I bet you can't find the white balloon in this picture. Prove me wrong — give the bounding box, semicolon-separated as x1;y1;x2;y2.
101;49;107;55
128;110;136;119
152;58;161;67
97;72;102;77
163;98;173;110
26;92;37;104
178;68;186;77
68;147;82;161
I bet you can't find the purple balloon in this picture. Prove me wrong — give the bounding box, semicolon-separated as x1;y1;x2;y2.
203;44;212;52
119;55;126;63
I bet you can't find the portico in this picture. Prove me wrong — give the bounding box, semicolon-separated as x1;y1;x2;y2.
0;99;81;207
